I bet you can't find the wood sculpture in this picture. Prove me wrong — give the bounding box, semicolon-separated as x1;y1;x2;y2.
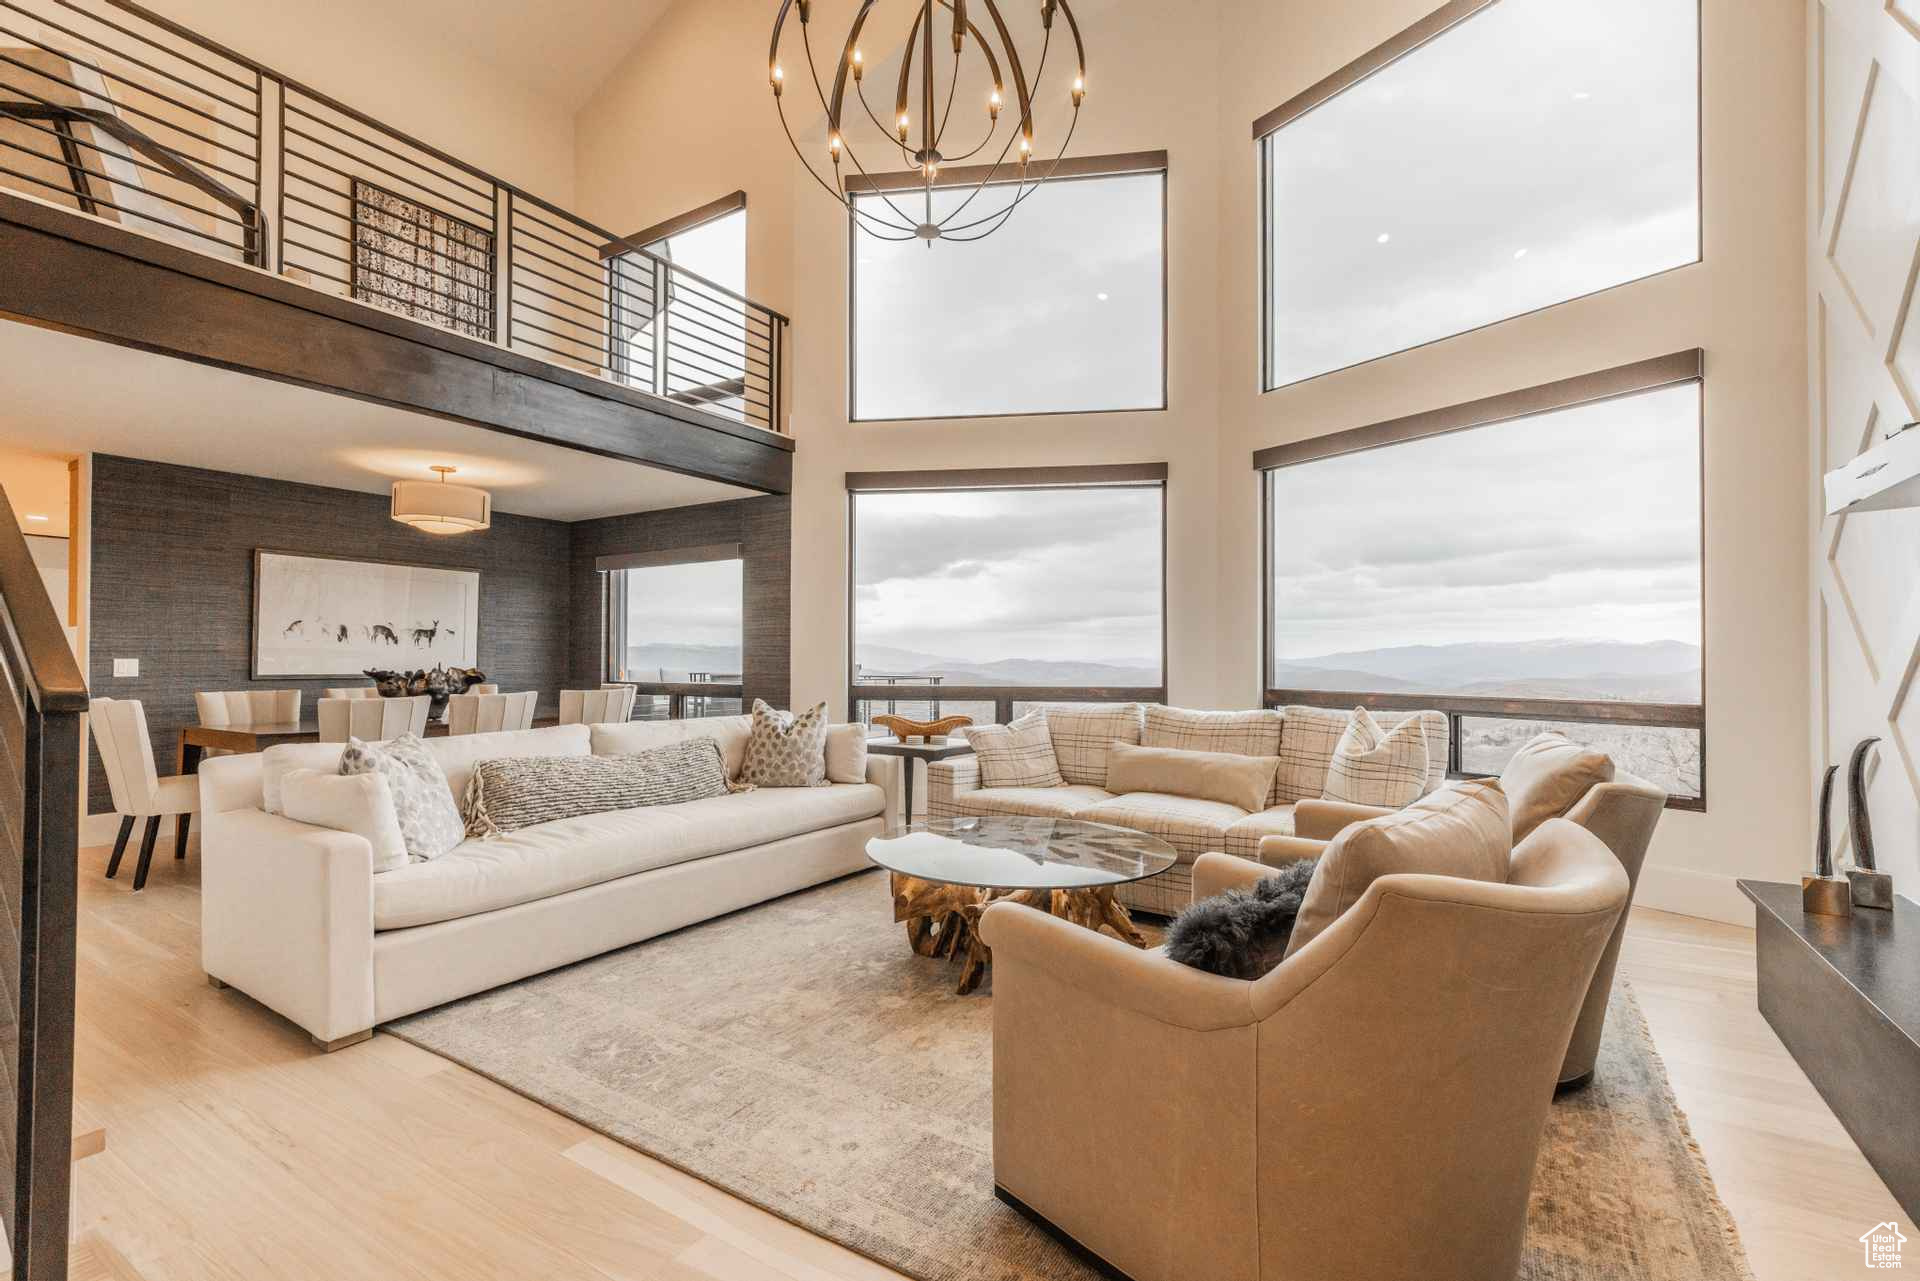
872;713;974;743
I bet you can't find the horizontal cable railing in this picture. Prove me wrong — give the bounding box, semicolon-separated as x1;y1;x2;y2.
849;685;1169;735
1267;687;1705;810
0;0;789;434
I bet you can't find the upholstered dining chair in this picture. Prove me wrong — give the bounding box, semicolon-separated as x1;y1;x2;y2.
978;823;1629;1281
196;689;301;728
89;698;199;891
1257;736;1666;1089
445;691;536;735
316;695;429;743
321;686;381;700
558;686;637;725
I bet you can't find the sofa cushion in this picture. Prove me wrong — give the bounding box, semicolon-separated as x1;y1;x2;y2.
463;739;733;837
965;714;1066;789
825;723;869;784
373;782;886;930
1106;742;1280;812
1322;707;1428;809
1286;778;1511;958
1031;703;1143;787
1276;706;1446;804
1077;792;1250;864
1499;733;1615;841
593;716;752;779
1143;705;1283;759
1222;806;1296;861
947;784;1115;820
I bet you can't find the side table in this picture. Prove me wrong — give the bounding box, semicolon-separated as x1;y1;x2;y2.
865;736;975;829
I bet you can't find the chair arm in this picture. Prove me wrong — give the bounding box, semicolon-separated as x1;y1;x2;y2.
978;901;1257;1031
863;753;904;829
1258;834;1329;866
1293;797;1394;841
925;754;981;815
1192;851;1272;902
200;806;375;1044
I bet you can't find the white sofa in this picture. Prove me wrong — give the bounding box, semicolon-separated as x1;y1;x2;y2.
199;718;902;1049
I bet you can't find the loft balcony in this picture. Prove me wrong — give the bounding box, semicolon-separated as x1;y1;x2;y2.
0;0;791;492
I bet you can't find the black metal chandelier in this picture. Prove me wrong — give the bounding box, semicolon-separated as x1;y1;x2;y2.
769;0;1086;243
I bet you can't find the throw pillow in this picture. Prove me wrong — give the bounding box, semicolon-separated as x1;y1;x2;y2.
1164;859;1318;979
280;768;410;874
463;738;732;837
1500;732;1615;841
1031;703;1144;787
1105;742;1280;812
260;742;348;815
338;734;465;862
823;722;869;785
741;699;830;788
1321;706;1427;808
1286;778;1511;958
963;713;1065;790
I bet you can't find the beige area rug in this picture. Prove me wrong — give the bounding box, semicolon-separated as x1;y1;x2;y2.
389;870;1754;1281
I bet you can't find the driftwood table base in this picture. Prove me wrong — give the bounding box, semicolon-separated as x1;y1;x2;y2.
890;874;1148;995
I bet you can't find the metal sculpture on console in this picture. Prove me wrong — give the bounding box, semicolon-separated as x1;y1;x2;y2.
1803;763;1851;917
1846;737;1892;909
769;0;1088;244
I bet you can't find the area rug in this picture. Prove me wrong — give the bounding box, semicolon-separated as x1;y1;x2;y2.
388;870;1754;1281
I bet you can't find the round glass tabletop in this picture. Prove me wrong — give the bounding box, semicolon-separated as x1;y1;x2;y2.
866;817;1179;891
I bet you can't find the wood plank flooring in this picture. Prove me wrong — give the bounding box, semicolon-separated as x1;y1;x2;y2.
65;842;1903;1280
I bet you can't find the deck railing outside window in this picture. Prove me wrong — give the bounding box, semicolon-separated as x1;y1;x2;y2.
0;0;788;434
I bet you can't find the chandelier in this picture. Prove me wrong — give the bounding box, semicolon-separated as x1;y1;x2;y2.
769;0;1086;243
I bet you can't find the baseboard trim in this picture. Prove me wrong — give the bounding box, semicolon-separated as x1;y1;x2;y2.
1636;861;1753;926
993;1185;1136;1281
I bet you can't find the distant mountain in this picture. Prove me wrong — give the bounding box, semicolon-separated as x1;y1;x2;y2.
624;643;742;680
1272;638;1701;702
856;648;1160;688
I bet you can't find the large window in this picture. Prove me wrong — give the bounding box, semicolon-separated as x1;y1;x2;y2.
1258;0;1700;388
848;467;1166;728
603;547;744;719
1261;354;1705;804
850;155;1167;421
609;193;755;422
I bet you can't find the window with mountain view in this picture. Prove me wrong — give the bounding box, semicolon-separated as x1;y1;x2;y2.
606;556;744;719
1265;376;1703;801
849;479;1165;728
1259;0;1699;388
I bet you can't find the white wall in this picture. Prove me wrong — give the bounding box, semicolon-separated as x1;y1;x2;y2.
574;0;1811;922
1807;0;1920;898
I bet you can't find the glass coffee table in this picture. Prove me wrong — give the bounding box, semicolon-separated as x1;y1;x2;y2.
866;816;1179;994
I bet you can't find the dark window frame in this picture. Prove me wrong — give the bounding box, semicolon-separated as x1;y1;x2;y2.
1256;351;1708;811
845;463;1170;726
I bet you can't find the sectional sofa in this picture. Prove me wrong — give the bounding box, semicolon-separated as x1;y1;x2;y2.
928;704;1449;914
199;717;902;1049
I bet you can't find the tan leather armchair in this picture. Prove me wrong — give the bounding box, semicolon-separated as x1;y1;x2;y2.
977;821;1628;1281
1256;770;1663;1088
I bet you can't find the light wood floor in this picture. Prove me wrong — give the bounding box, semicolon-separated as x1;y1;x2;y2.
65;841;1902;1281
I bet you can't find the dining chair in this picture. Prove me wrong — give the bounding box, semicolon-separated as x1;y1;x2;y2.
322;686;381;700
559;686;637;725
445;691;536;735
466;683;500;695
317;695;430;743
89;698;198;891
196;689;302;727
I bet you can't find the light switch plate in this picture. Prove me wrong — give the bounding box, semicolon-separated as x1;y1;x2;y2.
113;658;138;678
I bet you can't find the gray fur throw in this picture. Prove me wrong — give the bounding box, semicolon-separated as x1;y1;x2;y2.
1163;858;1319;980
463;738;735;837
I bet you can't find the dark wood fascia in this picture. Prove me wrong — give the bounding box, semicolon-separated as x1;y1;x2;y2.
0;191;793;494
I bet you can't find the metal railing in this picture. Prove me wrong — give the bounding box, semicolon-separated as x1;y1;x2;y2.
848;684;1167;735
0;496;85;1281
0;0;789;434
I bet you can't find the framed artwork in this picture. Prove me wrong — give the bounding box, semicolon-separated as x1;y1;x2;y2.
252;550;480;678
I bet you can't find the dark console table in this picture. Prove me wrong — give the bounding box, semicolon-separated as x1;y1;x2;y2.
1740;879;1919;1219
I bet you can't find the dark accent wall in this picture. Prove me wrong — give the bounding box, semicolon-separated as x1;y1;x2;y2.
86;455;573;813
569;495;790;709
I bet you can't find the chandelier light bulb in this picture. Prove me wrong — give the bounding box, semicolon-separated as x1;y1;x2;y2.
1072;73;1085;104
770;63;783;96
851;46;864;80
897;111;911;141
829;133;842;161
989;87;1003;118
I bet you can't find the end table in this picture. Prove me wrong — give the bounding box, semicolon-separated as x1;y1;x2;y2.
866;736;975;830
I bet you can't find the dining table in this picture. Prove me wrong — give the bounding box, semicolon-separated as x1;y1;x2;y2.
177;713;562;777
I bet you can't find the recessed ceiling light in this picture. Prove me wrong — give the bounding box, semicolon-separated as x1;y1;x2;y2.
1376;232;1391;244
1513;248;1528;260
23;514;48;522
1096;291;1110;301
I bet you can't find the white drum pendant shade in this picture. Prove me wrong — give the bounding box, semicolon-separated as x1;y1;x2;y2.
391;466;491;535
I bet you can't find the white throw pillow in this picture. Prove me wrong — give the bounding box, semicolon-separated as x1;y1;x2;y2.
964;713;1065;790
1321;707;1427;808
824;723;869;785
260;742;347;815
280;768;410;874
339;734;465;861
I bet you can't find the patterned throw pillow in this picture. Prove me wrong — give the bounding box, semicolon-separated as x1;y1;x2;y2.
741;699;830;788
463;738;733;837
964;713;1065;790
1321;707;1428;808
338;734;465;862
